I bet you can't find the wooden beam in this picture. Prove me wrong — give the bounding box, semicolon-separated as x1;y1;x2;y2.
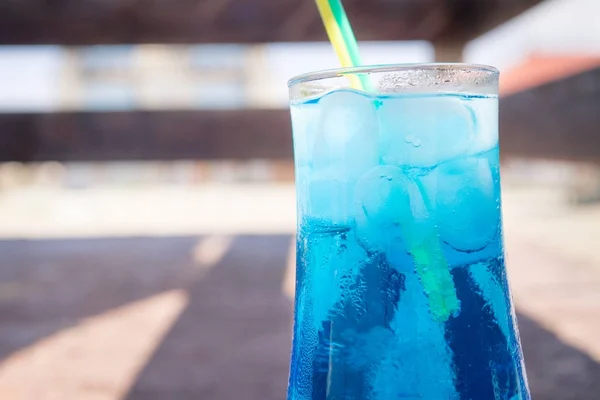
0;110;293;162
0;0;435;45
0;0;544;45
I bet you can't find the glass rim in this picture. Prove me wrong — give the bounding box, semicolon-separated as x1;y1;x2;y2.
287;62;499;87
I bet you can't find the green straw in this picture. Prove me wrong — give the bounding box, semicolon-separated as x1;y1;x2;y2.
315;0;369;90
314;0;459;321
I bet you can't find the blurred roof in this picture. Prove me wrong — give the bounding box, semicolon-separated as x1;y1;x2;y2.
0;0;544;45
500;58;600;164
501;54;600;96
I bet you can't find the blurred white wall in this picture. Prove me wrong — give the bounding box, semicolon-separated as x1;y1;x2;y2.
0;42;433;112
465;0;600;71
0;46;64;112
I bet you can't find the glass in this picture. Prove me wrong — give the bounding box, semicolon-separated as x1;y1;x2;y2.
287;64;530;400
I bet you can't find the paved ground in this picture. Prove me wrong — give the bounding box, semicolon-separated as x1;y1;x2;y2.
0;182;598;399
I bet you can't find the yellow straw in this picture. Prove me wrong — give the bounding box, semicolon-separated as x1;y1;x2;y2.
315;0;366;90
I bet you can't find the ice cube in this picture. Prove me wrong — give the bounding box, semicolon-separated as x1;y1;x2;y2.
291;102;321;168
313;90;379;179
303;168;356;225
434;156;500;252
379;95;475;168
296;91;379;225
465;96;499;155
354;166;429;269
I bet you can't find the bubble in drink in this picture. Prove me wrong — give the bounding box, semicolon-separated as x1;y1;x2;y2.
299;226;366;327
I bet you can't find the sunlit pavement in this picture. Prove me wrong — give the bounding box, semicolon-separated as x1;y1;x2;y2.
0;182;598;399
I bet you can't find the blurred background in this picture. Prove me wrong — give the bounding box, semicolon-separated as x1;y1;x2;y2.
0;0;598;399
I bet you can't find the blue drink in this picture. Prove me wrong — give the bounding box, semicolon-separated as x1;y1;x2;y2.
287;65;530;400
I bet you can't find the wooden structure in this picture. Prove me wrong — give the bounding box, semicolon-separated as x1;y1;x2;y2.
2;0;599;164
0;110;292;162
1;64;598;163
0;0;543;46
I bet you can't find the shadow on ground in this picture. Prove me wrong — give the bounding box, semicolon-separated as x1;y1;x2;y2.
123;235;292;400
0;236;598;399
0;236;206;362
518;314;600;400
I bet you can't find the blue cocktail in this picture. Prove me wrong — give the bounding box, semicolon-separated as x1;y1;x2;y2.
287;65;530;400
